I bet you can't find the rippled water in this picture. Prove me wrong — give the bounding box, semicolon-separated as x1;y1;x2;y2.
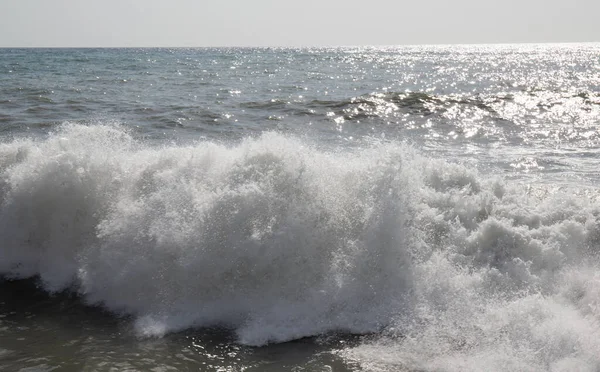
1;45;600;371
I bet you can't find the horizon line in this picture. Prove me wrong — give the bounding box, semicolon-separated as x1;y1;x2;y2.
1;41;599;49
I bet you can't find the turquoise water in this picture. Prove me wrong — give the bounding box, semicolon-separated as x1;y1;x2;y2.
1;45;600;371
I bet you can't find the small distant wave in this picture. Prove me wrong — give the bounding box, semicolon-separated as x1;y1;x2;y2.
300;89;600;148
304;91;501;119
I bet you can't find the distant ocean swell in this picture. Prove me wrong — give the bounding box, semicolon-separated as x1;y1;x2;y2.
244;89;600;146
2;124;600;369
224;89;600;123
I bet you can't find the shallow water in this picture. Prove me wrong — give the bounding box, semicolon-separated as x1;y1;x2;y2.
0;279;362;371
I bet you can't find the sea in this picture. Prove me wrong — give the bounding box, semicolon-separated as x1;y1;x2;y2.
0;44;599;371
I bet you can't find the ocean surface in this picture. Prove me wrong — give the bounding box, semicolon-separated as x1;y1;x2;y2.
0;44;599;371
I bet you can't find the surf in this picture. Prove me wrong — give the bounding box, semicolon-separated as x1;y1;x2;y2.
1;123;600;372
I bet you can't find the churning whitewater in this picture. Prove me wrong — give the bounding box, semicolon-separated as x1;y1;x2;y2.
1;124;600;370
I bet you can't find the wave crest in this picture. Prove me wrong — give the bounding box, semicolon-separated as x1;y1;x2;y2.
2;123;600;369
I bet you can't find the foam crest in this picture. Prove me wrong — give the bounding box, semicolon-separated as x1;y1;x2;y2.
3;123;600;368
343;171;600;370
0;124;415;345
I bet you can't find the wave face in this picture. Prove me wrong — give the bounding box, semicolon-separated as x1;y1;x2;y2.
2;124;600;370
0;124;415;345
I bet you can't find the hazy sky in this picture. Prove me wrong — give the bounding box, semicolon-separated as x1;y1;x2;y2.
1;0;598;47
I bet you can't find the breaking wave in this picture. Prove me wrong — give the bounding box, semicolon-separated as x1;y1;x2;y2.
2;124;600;370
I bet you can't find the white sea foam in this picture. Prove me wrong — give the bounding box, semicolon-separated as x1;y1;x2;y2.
1;124;600;370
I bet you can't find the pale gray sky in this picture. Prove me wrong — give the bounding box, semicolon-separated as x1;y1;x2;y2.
0;0;598;47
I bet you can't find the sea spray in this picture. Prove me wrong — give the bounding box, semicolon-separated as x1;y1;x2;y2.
0;123;415;345
3;124;600;370
342;169;600;370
